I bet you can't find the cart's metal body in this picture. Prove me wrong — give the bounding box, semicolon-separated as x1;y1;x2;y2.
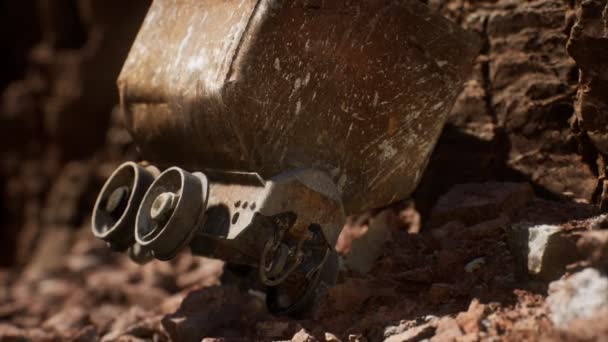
92;0;479;315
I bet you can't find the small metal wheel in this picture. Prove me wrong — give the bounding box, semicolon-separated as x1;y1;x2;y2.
135;167;209;260
92;162;156;251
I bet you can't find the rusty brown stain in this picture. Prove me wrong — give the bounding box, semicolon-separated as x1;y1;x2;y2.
387;115;399;136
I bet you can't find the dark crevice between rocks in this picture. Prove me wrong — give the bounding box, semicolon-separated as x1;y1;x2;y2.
0;1;42;90
42;0;88;50
571;115;603;200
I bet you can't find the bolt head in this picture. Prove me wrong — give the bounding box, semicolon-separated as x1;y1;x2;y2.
150;192;177;221
105;186;129;213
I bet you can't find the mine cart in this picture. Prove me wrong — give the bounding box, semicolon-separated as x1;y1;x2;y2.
92;0;479;315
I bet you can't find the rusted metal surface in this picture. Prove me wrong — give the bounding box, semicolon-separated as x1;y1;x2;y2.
119;0;480;215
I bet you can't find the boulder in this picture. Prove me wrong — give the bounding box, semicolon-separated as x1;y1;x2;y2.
505;223;581;281
547;268;608;328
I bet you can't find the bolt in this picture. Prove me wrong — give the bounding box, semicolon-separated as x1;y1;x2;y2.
105;186;129;213
150;192;177;221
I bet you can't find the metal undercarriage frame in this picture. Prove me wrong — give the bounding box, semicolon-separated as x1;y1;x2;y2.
92;162;344;315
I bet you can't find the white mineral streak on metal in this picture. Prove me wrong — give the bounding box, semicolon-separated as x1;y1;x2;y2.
378;140;398;161
274;57;281;71
337;173;348;192
527;224;562;273
295;100;302;115
369;157;409;193
345;122;355;141
303;72;311;85
290;78;301;98
176;26;193;69
432;102;444;111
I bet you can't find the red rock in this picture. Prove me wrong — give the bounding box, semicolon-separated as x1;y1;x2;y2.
347;334;367;342
292;328;317;342
324;332;342;342
69;325;98;342
456;299;487;334
42;306;89;336
114;336;147;342
432;317;463;341
122;284;169;310
384;322;436;342
101;307;163;342
159;293;186;315
0;323;57;341
89;304;124;334
162;286;266;342
0;324;29;340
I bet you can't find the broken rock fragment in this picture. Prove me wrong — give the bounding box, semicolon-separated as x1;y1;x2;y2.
162;286;267;342
42;306;89;336
383;321;436;342
431;317;463;342
292;328;318;342
547;268;608;328
505;223;581;281
340;209;394;274
456;299;487;334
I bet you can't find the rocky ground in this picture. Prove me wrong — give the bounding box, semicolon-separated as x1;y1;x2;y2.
3;179;608;341
2;0;608;341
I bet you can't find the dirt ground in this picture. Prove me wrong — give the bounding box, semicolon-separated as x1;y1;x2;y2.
2;0;608;341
